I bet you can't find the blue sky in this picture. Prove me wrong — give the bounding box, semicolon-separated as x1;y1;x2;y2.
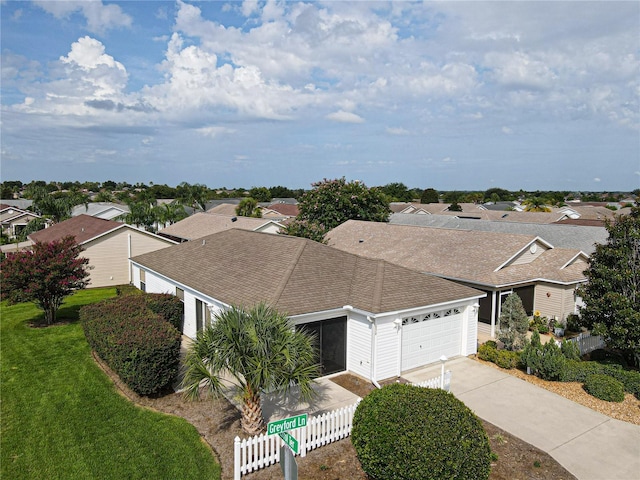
1;1;639;191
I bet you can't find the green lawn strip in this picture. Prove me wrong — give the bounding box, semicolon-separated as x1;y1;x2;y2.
1;289;220;480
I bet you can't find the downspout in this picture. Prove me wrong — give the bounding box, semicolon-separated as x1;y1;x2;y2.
368;315;381;389
128;234;132;284
490;291;497;338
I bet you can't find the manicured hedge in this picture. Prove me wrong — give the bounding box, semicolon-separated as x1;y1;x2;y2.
584;374;625;402
146;293;184;332
81;294;182;395
562;360;640;399
478;341;520;369
351;384;491;480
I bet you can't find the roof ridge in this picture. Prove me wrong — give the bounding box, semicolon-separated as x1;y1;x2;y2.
271;238;307;305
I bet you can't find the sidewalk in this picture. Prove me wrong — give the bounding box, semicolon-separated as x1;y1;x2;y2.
403;357;640;480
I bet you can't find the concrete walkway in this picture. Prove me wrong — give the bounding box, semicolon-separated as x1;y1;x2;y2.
403;357;640;480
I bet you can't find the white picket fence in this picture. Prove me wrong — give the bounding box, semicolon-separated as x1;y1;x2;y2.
566;332;605;355
233;371;450;479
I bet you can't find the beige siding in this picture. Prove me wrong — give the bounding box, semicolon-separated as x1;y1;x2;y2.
85;229;174;288
534;283;581;322
507;240;549;267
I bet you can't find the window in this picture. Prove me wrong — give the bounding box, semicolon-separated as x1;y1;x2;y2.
176;287;184;301
140;270;146;292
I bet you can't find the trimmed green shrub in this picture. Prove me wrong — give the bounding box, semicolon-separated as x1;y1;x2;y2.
521;330;542;374
80;294;182;395
495;349;521;369
604;367;640;400
146;293;184;332
478;342;498;363
561;340;581;361
537;340;566;381
560;360;605;383
584;374;625;402
351;384;491;480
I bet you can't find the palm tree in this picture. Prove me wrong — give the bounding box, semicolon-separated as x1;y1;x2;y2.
523;197;552;212
182;303;319;435
235;197;262;218
176;182;210;212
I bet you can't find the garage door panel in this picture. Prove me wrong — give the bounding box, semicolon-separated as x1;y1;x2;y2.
402;314;462;371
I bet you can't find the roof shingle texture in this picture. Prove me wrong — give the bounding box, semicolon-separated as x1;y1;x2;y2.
131;229;482;316
326;220;587;287
29;215;122;244
158;212;274;241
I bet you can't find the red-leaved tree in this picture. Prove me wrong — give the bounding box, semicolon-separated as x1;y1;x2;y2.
1;236;90;324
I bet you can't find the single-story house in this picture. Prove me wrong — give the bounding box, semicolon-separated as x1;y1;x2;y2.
130;229;485;381
326;220;589;338
71;202;130;220
0;204;43;238
28;214;177;288
157;212;282;242
390;213;607;254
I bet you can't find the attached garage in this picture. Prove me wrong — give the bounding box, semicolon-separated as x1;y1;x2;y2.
130;229;485;384
401;309;463;371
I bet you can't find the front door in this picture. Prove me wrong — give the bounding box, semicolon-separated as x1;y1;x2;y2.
298;316;347;376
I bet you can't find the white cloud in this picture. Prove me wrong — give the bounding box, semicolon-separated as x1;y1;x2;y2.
502;126;513;135
326;110;365;123
594;177;601;182
33;0;132;34
197;126;236;138
386;127;410;136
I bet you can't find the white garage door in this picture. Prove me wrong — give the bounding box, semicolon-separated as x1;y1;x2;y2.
401;310;463;371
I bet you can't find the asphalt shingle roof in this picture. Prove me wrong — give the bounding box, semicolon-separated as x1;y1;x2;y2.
29;215;122;244
326;220;587;287
131;229;483;316
389;213;607;254
158;212;277;241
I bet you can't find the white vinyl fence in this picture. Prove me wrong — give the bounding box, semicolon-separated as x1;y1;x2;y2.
566;332;605;355
234;371;451;479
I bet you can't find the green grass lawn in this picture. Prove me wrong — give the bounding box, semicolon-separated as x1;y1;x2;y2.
1;288;221;480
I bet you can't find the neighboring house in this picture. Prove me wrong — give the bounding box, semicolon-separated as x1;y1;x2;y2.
28;214;177;288
0;204;43;238
206;203;239;216
260;202;299;220
71;202;130;220
157;212;282;242
390;202;577;223
326;220;589;339
390;213;607;254
130;229;485;380
0;199;33;210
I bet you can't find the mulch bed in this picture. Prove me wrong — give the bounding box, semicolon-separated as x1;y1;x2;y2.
95;354;578;480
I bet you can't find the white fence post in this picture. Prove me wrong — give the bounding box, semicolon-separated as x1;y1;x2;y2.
234;436;241;480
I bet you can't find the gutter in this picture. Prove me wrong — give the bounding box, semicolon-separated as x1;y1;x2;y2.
368;315;381;389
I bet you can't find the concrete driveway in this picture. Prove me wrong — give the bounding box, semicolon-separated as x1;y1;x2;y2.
403;357;640;480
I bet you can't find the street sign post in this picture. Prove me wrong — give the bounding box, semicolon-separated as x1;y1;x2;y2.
278;431;299;455
279;445;298;479
267;414;307;436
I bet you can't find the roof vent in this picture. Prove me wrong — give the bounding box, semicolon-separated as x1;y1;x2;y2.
358;239;364;243
202;239;206;246
231;216;237;222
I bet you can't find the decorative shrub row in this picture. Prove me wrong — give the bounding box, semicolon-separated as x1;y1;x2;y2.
584;374;625;402
145;293;184;332
81;294;182;395
477;342;521;369
351;384;492;480
561;360;640;400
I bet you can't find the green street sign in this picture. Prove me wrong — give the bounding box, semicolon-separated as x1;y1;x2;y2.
278;431;299;455
267;414;308;436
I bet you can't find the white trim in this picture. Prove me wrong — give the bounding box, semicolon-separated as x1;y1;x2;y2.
84;224;178;247
561;251;589;269
494;236;555;272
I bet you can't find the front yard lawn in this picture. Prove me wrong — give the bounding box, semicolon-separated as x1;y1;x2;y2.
1;288;220;480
